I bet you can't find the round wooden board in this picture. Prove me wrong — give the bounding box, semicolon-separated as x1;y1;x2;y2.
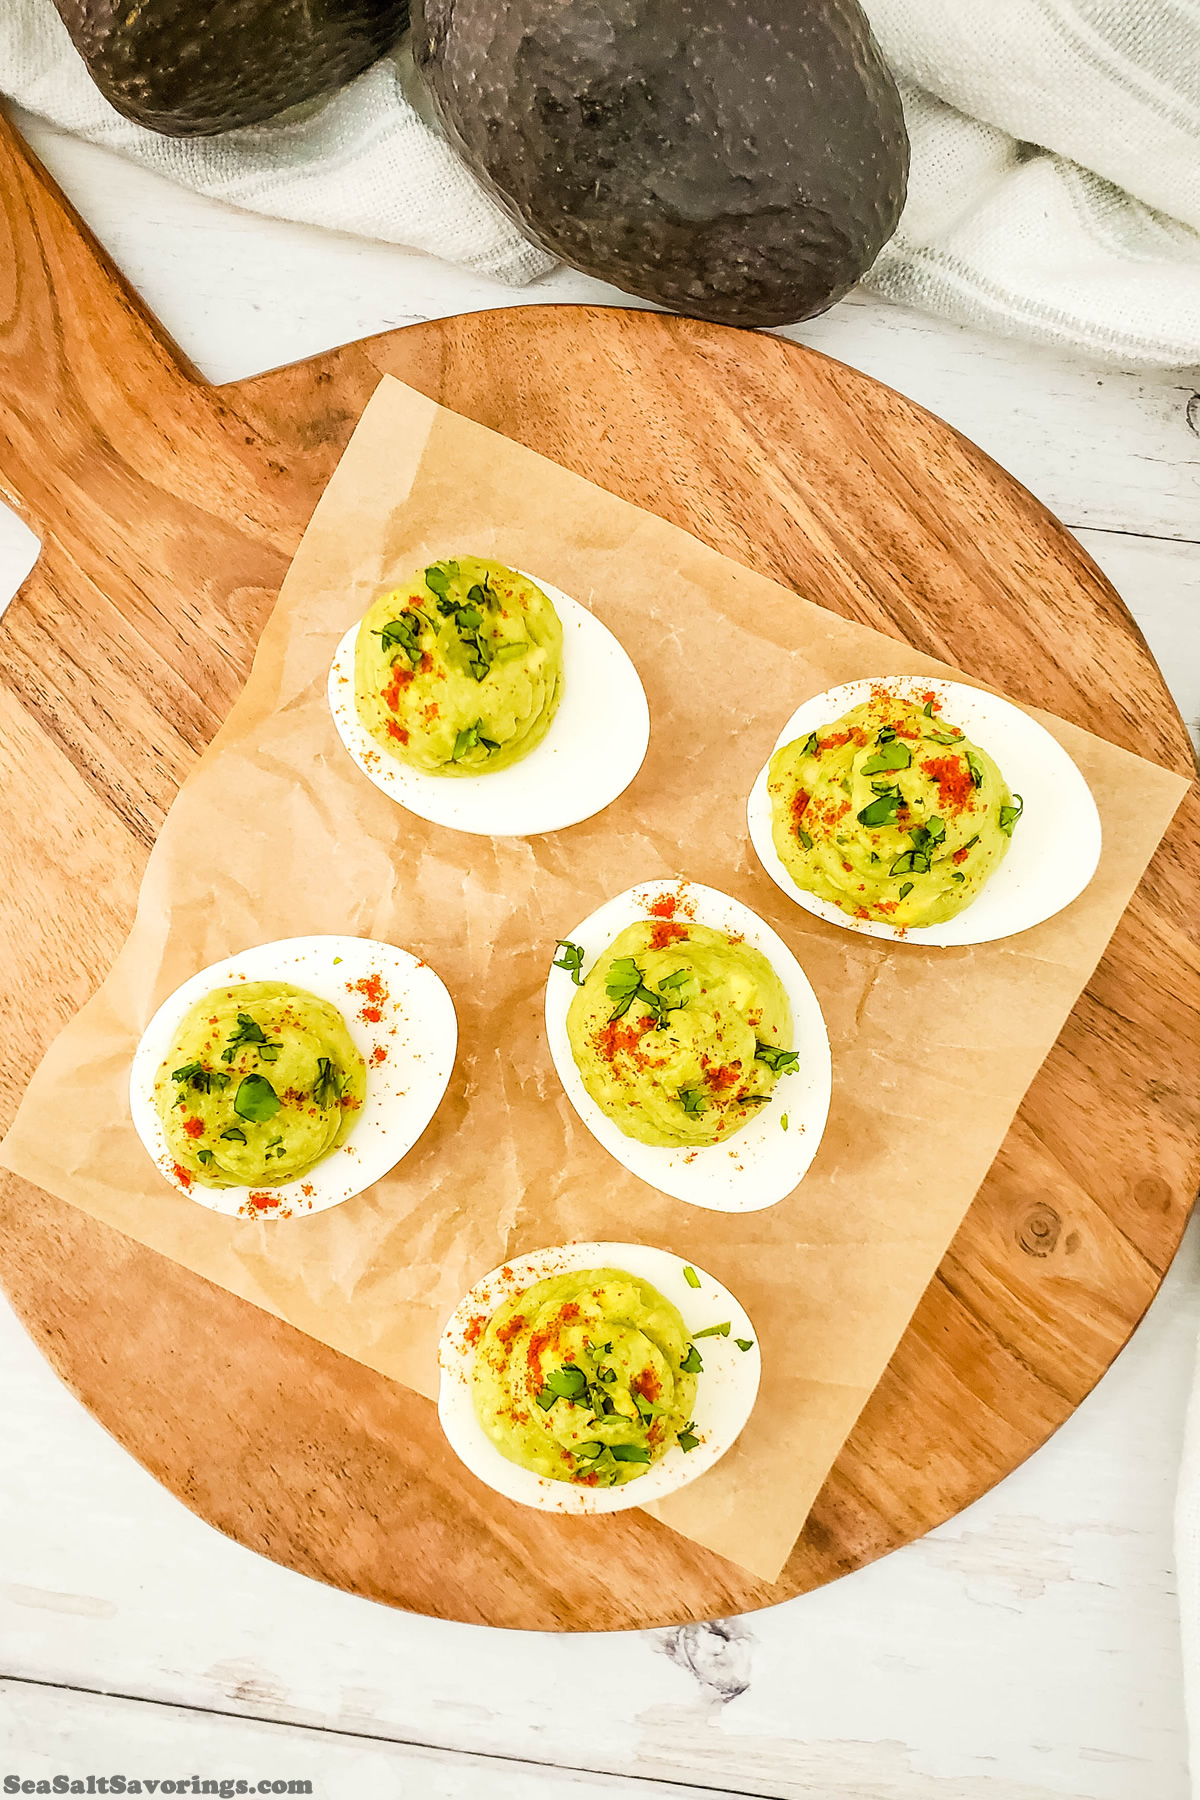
0;115;1197;1631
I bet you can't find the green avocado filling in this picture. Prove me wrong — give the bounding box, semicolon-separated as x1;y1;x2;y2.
564;919;796;1149
767;692;1021;928
154;981;366;1189
471;1269;700;1486
354;555;563;777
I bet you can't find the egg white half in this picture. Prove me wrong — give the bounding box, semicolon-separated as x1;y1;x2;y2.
545;879;832;1213
129;934;457;1220
747;675;1102;947
327;572;650;838
438;1240;761;1515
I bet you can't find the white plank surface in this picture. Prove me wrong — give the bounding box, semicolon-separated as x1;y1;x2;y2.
1;1681;745;1800
1;99;1198;1800
1;1222;1197;1800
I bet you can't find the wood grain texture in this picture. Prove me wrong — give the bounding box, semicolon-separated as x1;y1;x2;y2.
0;111;1196;1632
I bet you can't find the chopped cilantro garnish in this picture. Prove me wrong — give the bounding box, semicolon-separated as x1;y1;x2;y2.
173;1064;230;1096
220;1127;247;1143
452;719;500;760
683;1265;701;1289
313;1057;342;1109
610;1444;652;1464
553;939;586;986
536;1365;589;1409
693;1322;730;1339
899;881;914;899
735;1338;755;1353
657;969;690;992
890;850;929;876
424;564;452;602
605;956;684;1029
911;816;947;854
861;740;912;775
678;1086;709;1116
375;611;427;667
799;730;820;757
196;1148;213;1166
798;828;814;851
573;1442;604;1462
755;1041;800;1075
999;795;1024;835
965;749;985;789
680;1345;703;1375
858;788;903;828
923;700;936;717
780;1113;789;1131
677;1425;700;1453
233;1074;281;1124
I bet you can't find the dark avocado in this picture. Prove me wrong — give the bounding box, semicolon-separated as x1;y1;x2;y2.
414;0;908;329
53;0;410;137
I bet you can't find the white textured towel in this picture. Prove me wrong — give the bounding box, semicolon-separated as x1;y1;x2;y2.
1;0;1197;355
861;1;1200;366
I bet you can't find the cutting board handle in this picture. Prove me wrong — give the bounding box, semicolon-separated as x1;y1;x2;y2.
0;109;200;539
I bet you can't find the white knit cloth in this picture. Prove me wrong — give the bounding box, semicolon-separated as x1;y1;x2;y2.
3;0;1199;364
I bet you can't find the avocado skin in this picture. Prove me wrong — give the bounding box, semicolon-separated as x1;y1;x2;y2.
414;0;908;329
53;0;410;137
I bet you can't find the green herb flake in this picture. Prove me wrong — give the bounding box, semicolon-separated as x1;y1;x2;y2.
312;1056;342;1110
424;564;452;602
553;939;586;986
923;700;936;717
861;740;912;775
573;1442;604;1463
678;1086;709;1116
605;956;684;1030
452;719;500;761
683;1265;701;1289
857;788;903;828
899;881;914;899
780;1113;789;1131
951;871;966;882
172;1061;202;1083
798;827;814;851
657;968;690;992
375;610;427;668
890;850;929;876
756;1041;800;1075
677;1426;700;1453
609;1443;652;1464
680;1345;703;1375
965;749;985;789
735;1338;755;1353
220;1127;247;1143
693;1322;731;1339
911;815;947;854
799;731;820;757
233;1074;281;1125
539;1365;589;1406
999;794;1024;836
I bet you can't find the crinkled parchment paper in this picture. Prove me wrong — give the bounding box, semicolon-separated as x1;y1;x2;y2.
1;377;1188;1582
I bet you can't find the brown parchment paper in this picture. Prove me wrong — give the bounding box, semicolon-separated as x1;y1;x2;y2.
2;375;1189;1584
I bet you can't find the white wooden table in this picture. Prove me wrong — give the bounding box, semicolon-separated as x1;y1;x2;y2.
2;108;1199;1800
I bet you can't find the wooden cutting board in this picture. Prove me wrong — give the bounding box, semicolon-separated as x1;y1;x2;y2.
1;112;1197;1632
